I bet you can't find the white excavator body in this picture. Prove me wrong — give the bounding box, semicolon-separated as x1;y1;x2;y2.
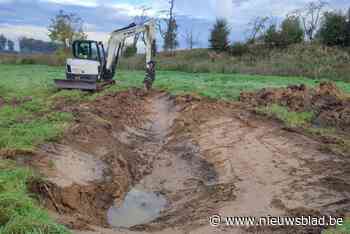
66;58;100;77
54;20;155;91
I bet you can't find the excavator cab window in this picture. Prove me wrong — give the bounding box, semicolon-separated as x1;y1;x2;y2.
73;41;100;61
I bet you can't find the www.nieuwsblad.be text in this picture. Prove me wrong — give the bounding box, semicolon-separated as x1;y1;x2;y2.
209;214;344;227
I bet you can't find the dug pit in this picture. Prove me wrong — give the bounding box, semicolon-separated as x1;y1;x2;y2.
29;89;350;234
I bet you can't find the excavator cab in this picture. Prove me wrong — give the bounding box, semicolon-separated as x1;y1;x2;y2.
54;40;111;91
68;40;107;81
73;40;103;61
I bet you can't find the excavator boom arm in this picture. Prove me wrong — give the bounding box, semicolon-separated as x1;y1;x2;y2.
106;20;155;75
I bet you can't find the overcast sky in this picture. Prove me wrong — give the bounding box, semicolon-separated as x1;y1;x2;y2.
0;0;349;49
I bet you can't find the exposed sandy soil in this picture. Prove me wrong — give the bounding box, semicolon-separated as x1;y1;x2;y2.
28;88;350;234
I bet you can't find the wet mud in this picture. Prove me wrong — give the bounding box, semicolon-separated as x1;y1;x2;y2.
26;88;350;234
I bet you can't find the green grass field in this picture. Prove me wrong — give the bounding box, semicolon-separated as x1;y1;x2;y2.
1;63;350;152
0;64;349;233
112;70;350;100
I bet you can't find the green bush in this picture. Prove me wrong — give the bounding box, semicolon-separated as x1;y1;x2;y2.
263;16;304;49
281;16;304;45
17;58;36;65
264;25;287;48
209;18;230;52
229;42;249;56
123;45;137;57
54;48;71;66
318;11;349;47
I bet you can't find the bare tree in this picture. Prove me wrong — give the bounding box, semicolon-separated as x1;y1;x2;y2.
48;10;87;48
291;0;328;41
157;0;178;52
246;16;270;43
182;28;198;49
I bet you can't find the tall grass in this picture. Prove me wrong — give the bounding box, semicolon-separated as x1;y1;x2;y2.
119;44;350;82
2;44;349;81
0;49;70;67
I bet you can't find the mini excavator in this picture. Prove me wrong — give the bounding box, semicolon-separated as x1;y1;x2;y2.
54;20;155;91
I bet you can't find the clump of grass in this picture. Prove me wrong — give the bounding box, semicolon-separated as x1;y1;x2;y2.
257;105;350;157
48;160;55;169
306;127;350;156
50;90;87;103
323;218;350;234
256;104;315;128
0;160;70;234
0;118;70;152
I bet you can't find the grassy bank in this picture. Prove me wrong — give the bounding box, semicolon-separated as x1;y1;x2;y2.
0;65;73;233
0;160;70;234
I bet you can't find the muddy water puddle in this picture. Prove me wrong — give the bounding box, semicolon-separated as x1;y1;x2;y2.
107;93;174;228
107;188;167;228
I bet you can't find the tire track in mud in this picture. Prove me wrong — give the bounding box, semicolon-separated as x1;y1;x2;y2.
110;93;231;232
113;93;219;195
181;109;350;234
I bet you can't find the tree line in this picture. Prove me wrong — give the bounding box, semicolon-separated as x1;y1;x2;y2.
0;35;15;52
209;1;350;56
2;0;349;56
0;34;60;54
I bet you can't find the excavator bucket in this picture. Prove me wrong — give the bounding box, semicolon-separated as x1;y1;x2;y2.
54;79;115;91
54;79;97;91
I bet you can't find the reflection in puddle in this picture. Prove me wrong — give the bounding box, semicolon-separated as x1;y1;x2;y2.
107;188;167;228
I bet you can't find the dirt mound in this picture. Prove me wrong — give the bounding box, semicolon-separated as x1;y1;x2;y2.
240;82;350;131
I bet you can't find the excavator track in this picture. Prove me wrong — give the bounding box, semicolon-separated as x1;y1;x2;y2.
54;79;115;91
